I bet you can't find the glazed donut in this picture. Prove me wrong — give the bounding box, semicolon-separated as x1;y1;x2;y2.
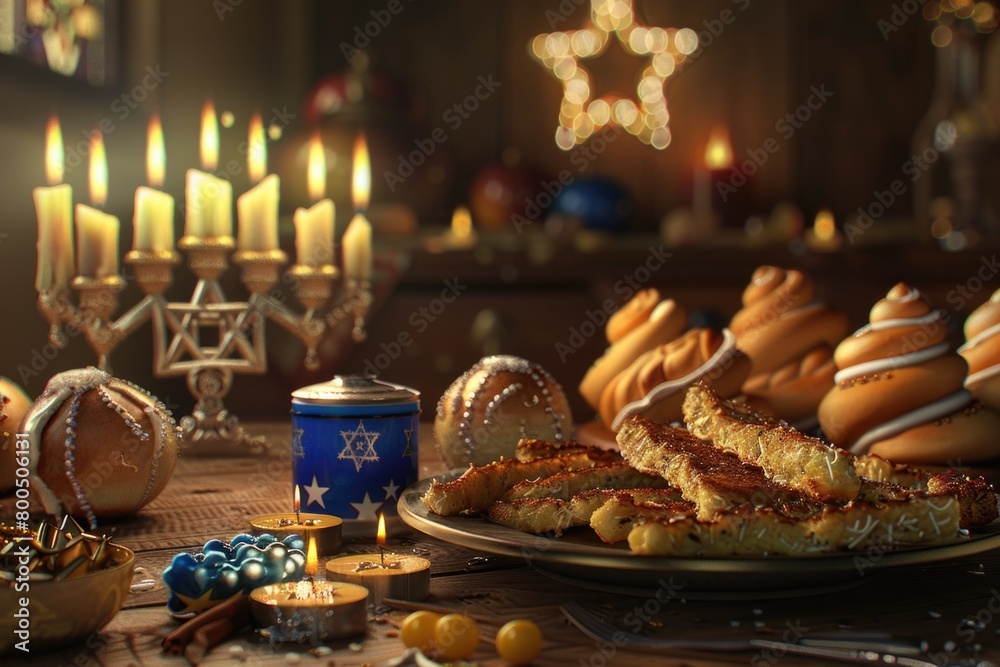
819;283;1000;463
579;298;686;410
960;288;1000;411
435;355;573;468
730;266;848;425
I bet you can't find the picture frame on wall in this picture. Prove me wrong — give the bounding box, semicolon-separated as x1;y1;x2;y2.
0;0;118;87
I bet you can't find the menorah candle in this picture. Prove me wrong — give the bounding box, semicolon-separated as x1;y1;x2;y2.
134;115;175;253
237;114;279;251
343;133;372;281
293;200;334;268
185;100;232;239
34;115;75;290
76;204;119;278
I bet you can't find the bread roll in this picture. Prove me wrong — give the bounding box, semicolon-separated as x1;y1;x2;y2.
819;283;1000;463
21;368;182;527
435;356;573;468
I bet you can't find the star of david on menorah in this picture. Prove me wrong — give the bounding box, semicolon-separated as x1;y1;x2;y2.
32;109;374;450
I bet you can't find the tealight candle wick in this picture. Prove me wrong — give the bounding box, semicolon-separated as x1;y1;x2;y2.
379;545;385;567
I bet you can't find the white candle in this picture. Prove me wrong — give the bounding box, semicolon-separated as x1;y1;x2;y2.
76;204;119;278
342;212;372;281
185;169;232;238
34;184;74;290
236;173;280;251
293;199;335;268
134;186;175;252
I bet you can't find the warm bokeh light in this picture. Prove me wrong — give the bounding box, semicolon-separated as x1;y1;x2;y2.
200;99;219;171
704;126;733;170
930;217;953;239
451;205;473;239
814;208;836;242
305;535;318;577
248;112;266;185
45;114;63;185
376;512;386;547
531;0;695;150
307;132;326;203
147;114;165;188
352;133;371;211
89;129;107;207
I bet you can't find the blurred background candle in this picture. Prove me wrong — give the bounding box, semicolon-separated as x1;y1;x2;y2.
185;100;232;239
33;114;74;290
693;125;733;226
76;129;119;278
292;133;335;268
133;114;175;253
342;134;372;281
237;112;280;251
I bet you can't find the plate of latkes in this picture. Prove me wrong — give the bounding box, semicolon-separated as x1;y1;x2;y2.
399;385;1000;596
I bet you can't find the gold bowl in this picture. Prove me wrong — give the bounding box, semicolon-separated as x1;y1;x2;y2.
0;543;134;654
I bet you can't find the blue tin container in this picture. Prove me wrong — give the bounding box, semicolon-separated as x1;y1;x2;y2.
291;375;419;522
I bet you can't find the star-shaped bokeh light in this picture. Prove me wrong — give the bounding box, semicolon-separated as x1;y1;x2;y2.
531;0;698;150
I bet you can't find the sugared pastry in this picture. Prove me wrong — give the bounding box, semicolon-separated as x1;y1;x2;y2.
0;377;32;492
604;328;751;431
21;368;182;528
579;295;686;411
960;288;1000;411
818;284;1000;464
435;355;573;468
730;266;848;426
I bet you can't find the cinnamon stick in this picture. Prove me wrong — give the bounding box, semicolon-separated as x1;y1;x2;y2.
162;594;250;656
184;612;250;666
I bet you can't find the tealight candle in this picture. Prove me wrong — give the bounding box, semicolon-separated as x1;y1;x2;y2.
249;536;368;643
250;487;343;556
324;514;430;605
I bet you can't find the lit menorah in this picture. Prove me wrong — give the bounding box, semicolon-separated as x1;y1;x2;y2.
33;108;373;449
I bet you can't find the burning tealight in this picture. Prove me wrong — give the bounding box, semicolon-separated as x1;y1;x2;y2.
250;486;343;556
249;536;368;643
324;514;430;606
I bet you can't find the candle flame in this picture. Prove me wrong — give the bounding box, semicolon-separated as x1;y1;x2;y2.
307;132;326;203
248;112;266;185
294;485;301;513
451;205;472;238
352;133;370;211
147;114;165;188
376;512;386;547
89;129;108;207
200;99;219;171
305;535;318;577
45;114;64;185
704;126;733;170
814;208;836;242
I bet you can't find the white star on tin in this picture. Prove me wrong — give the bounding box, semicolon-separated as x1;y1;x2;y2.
350;492;383;520
383;479;400;501
338;420;381;472
303;475;329;509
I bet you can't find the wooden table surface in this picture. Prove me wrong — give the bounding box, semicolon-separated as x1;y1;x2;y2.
6;423;1000;666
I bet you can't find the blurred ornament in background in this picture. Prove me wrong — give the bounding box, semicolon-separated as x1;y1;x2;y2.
550;176;634;233
468;161;549;231
272;51;453;231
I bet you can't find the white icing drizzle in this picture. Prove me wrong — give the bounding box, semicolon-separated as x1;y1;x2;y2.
849;390;973;455
892;287;922;303
966;364;1000;388
610;329;740;432
852;309;946;335
958;321;1000;352
834;341;949;384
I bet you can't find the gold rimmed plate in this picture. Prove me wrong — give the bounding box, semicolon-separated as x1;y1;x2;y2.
397;473;1000;596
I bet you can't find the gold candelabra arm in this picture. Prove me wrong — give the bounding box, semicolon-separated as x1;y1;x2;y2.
37;287;74;348
328;278;373;343
255;293;328;371
70;275;125;370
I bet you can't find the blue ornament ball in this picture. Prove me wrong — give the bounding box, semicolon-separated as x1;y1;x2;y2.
551;177;634;233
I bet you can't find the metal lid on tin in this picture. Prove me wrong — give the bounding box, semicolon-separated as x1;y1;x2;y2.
292;374;420;406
